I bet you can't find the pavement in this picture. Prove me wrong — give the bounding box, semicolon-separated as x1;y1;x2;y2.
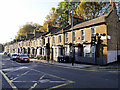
30;59;120;72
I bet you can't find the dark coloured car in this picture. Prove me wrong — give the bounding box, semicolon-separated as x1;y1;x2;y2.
16;54;30;63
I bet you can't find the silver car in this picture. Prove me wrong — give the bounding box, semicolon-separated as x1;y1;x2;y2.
10;53;18;60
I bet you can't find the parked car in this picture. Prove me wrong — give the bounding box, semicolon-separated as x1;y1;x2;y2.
16;54;30;63
10;53;18;60
7;53;12;57
3;52;7;55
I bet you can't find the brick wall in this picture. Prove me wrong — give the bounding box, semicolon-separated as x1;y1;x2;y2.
106;9;119;51
106;7;120;63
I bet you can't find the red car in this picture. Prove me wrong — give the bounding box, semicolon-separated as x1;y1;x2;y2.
16;54;30;63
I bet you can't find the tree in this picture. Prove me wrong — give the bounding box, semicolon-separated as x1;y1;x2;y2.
15;33;20;39
18;23;36;36
39;7;57;31
56;2;69;26
39;1;80;29
49;7;57;23
56;1;80;27
75;2;109;19
16;22;42;39
4;42;8;46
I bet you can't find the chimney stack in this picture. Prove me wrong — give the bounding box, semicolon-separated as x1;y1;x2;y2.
69;13;84;25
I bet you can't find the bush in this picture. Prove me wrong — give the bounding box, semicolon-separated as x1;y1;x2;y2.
37;56;43;60
39;56;43;60
37;56;40;60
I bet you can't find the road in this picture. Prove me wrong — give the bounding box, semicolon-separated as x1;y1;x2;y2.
0;55;119;89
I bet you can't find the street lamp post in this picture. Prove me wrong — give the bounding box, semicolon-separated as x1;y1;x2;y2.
71;2;74;66
70;1;79;66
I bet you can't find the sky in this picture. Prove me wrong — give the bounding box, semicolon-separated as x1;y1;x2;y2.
0;0;63;44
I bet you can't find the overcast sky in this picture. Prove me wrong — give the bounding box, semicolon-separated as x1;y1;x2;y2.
0;0;63;44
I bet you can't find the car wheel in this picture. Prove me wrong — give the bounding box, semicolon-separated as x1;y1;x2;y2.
16;59;19;62
20;60;22;63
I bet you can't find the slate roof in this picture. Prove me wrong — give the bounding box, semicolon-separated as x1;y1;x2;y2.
65;10;114;32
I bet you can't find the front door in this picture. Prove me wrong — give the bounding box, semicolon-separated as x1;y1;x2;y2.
51;48;53;60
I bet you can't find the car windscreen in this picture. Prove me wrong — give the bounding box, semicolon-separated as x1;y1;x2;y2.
12;54;17;56
20;55;28;57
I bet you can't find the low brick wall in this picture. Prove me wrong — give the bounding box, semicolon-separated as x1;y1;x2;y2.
75;56;107;65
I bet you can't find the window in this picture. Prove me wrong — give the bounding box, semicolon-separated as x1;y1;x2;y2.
65;47;67;55
91;27;96;37
53;36;55;44
65;32;68;42
58;48;61;56
20;54;28;57
59;35;61;43
27;42;28;46
25;42;27;46
36;39;38;46
34;41;35;46
55;48;57;57
84;45;91;57
40;39;41;45
81;30;85;41
75;47;78;56
73;31;76;42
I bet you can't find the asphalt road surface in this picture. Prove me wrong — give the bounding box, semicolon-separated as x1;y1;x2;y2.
0;55;119;90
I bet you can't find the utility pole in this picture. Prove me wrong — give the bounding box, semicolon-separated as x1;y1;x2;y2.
70;1;80;66
71;2;74;66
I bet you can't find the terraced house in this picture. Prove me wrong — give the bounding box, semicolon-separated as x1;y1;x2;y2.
4;5;120;65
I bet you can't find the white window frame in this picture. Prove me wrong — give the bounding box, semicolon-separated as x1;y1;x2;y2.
33;40;35;46
73;31;76;42
53;36;55;44
55;48;58;57
65;32;68;43
84;45;91;57
91;27;96;37
59;35;61;44
65;47;67;55
81;29;85;41
36;39;38;46
58;48;61;56
40;39;42;46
